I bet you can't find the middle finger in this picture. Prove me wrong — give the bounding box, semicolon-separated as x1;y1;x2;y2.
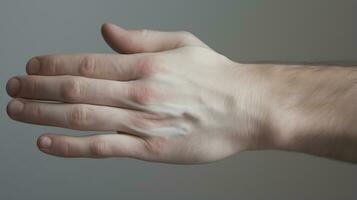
6;75;150;108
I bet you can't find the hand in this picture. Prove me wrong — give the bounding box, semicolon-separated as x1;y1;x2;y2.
6;23;269;164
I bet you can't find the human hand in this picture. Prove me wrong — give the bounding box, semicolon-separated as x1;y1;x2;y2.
6;23;269;164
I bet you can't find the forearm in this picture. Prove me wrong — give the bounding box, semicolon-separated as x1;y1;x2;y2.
244;63;357;162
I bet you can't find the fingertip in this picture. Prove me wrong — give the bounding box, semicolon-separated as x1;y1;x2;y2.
37;134;71;158
101;23;129;53
6;77;20;97
37;134;53;150
101;22;116;32
101;22;115;28
7;98;24;119
101;22;112;34
37;134;65;157
102;23;127;36
26;57;41;75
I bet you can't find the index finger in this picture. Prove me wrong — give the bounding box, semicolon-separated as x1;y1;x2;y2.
26;53;159;81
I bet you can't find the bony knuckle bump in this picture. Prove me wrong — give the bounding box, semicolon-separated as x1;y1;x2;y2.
30;104;42;118
79;55;96;76
26;76;39;94
60;139;71;157
90;137;108;156
130;85;155;105
44;56;60;74
61;79;81;102
68;106;89;128
138;56;160;76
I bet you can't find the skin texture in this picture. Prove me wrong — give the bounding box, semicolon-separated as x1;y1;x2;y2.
6;23;357;164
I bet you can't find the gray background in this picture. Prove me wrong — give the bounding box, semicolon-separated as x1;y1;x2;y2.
0;0;356;199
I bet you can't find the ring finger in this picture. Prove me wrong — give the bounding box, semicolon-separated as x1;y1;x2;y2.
6;98;134;131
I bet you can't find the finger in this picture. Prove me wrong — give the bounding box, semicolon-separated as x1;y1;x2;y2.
7;99;175;135
7;75;138;108
6;99;135;131
101;23;209;54
26;53;156;80
37;133;151;159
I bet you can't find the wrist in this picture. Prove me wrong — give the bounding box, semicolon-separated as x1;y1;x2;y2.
243;64;302;152
230;62;282;151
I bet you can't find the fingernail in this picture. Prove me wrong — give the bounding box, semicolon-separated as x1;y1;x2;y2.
26;58;40;74
38;136;52;149
7;99;24;116
6;78;20;97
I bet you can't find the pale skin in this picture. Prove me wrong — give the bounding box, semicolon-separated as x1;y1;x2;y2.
6;23;357;164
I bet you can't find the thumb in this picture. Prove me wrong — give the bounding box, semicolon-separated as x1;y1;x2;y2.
101;23;209;54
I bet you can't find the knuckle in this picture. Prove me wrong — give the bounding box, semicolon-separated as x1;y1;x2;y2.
59;138;71;157
137;56;160;76
129;84;155;105
90;137;109;156
24;76;39;95
42;56;60;74
61;78;82;102
79;55;96;76
29;103;42;118
68;105;90;128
